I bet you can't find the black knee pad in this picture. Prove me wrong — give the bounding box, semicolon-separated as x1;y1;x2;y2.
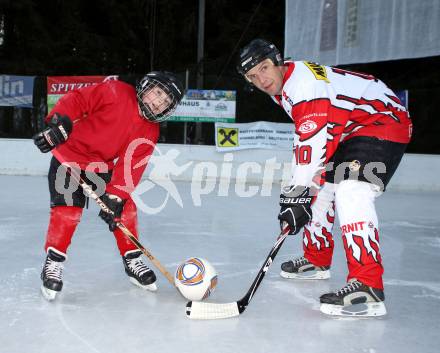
325;137;407;191
48;157;112;208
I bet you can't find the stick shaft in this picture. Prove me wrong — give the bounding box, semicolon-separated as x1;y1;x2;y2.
237;225;290;311
187;224;290;319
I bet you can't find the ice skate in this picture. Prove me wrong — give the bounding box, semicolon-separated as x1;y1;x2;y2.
319;279;387;317
123;250;157;292
280;256;330;280
40;247;66;301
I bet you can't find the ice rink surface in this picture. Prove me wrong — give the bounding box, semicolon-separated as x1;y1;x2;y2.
1;175;439;353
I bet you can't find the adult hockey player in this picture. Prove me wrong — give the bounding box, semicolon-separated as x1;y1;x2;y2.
33;72;184;300
237;39;411;317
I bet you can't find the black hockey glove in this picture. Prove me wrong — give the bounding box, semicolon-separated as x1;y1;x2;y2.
99;193;126;232
33;114;73;153
278;186;313;235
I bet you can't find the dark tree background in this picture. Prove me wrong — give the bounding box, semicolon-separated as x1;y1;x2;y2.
0;0;438;153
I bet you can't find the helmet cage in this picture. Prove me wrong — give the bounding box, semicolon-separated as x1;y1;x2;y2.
137;76;182;123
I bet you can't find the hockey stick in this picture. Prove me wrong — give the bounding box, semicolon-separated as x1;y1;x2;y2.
57;158;175;286
186;223;290;319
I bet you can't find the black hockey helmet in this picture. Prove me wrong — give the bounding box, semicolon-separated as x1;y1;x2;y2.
237;39;283;77
136;71;185;122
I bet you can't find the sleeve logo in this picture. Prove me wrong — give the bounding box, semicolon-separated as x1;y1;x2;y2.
304;62;329;82
298;120;318;133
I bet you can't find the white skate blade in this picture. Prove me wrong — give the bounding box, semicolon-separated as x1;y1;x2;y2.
129;277;157;292
280;269;330;280
320;302;387;317
40;285;58;301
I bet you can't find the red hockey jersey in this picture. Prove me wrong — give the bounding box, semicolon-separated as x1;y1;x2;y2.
48;80;160;199
273;61;412;189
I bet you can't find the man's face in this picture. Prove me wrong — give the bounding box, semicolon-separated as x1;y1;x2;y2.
141;86;172;115
244;58;285;96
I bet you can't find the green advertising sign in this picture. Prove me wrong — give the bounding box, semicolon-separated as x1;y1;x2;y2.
168;89;236;123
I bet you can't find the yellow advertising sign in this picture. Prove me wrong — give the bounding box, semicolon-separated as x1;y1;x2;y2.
217;127;239;147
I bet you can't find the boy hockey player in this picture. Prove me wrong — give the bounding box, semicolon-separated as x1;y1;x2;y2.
33;72;184;300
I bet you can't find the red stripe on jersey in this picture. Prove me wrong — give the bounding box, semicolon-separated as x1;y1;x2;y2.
282;62;295;85
273;94;282;106
292;98;349;162
274;62;296;106
337;94;412;143
292;98;329;142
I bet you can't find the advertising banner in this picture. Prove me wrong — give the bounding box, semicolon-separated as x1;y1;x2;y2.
215;121;295;152
47;75;118;112
0;75;35;108
170;89;236;123
285;0;440;66
396;90;409;109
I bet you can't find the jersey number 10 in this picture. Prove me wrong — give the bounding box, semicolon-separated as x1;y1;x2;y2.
294;145;312;165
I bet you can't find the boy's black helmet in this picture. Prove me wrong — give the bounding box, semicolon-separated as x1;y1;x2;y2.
136;71;184;122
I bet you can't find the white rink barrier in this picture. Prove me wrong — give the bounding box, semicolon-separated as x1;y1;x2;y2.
0;138;439;191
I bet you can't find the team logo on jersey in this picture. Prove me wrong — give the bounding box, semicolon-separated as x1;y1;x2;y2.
217;127;238;147
304;62;329;83
298;120;318;133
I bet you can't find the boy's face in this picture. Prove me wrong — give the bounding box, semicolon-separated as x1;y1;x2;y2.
141;86;173;115
245;58;285;96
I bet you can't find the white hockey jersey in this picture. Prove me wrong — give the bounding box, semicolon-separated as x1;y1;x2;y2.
272;61;412;189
